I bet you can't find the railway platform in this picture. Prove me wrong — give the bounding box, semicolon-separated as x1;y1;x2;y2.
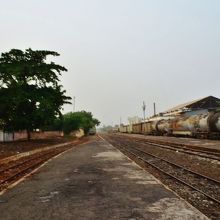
0;136;208;219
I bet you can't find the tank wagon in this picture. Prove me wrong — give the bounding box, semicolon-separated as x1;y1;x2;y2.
169;111;220;138
119;96;220;139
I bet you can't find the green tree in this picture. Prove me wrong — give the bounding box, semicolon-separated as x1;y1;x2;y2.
62;111;100;135
0;48;71;139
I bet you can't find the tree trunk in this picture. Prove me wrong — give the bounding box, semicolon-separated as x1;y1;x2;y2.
27;130;31;141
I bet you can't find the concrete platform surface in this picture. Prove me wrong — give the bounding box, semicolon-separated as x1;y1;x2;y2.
0;136;208;220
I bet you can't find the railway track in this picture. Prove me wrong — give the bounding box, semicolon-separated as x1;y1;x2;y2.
103;134;220;219
0;140;86;192
117;134;220;161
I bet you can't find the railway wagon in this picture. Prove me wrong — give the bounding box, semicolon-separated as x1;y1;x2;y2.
119;94;220;139
142;117;174;135
142;120;158;135
169;111;220;138
120;111;220;139
209;112;220;132
132;119;168;135
88;127;96;135
142;121;152;134
127;124;133;133
132;122;142;134
157;119;172;135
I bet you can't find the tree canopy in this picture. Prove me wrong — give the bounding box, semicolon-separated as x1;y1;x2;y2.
0;48;71;138
60;111;100;135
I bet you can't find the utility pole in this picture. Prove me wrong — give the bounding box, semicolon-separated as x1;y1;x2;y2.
153;102;156;116
142;101;146;121
73;96;76;112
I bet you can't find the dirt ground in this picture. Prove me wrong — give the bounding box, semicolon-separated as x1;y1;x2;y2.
0;137;75;159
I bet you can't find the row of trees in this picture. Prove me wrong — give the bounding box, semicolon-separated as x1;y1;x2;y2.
45;111;100;135
0;48;99;139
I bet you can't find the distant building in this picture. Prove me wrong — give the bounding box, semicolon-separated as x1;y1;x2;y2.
128;116;142;124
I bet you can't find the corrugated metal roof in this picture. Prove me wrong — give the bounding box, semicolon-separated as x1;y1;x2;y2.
164;96;220;113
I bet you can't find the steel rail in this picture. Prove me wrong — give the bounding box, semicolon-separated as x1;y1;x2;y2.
0;138;88;190
0;146;70;187
115;134;220;161
132;145;220;185
113;141;220;205
0;153;56;186
0;145;70;174
139;140;220;160
114;136;220;184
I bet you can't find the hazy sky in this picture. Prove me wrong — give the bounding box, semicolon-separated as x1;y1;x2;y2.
1;0;220;126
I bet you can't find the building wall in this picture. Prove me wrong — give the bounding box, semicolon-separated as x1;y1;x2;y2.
0;130;64;142
30;131;63;139
14;131;28;141
0;131;13;142
0;131;4;142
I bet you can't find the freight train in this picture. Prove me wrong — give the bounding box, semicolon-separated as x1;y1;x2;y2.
119;111;220;139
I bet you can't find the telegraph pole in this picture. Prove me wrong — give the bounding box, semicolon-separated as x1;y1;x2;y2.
142;101;146;121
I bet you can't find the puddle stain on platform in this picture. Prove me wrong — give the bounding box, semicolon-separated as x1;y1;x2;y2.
144;198;208;220
94;150;158;185
93;151;126;161
37;191;59;203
